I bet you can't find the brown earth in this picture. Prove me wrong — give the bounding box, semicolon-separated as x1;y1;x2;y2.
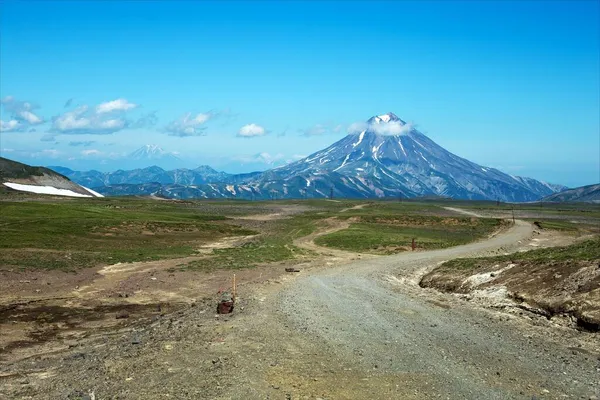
420;236;600;332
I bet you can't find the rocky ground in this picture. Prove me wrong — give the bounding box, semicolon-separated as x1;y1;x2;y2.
1;208;599;399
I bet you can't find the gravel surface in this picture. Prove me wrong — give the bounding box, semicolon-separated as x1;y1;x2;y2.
279;222;599;399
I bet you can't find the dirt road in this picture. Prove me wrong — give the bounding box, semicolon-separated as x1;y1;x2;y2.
277;219;598;399
2;218;599;399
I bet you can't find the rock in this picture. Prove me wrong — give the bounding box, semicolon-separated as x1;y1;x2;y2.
131;337;141;345
217;300;234;314
115;311;130;319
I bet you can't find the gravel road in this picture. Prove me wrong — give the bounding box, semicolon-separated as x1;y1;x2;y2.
278;219;600;399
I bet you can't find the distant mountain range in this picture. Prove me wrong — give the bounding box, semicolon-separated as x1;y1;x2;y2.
49;112;568;201
542;184;600;203
49;165;233;188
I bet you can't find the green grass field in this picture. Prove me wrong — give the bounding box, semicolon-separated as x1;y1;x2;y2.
0;199;255;270
315;215;506;254
1;195;596;271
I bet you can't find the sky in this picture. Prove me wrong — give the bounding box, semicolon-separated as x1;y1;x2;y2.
0;0;599;187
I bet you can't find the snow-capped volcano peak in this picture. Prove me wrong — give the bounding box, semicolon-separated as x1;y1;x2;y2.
129;144;180;160
368;112;403;125
363;112;412;136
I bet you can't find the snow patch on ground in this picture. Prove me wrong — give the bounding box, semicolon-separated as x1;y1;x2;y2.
3;182;92;198
225;185;236;195
81;186;104;197
377;114;391;123
352;131;366;148
334;154;350;172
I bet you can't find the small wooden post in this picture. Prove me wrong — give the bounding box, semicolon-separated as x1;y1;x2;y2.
232;274;236;301
411;238;416;251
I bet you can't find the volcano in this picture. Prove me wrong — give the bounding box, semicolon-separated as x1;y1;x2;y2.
259;112;565;201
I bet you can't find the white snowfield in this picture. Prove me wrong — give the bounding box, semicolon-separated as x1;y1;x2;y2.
81;186;105;197
3;182;103;198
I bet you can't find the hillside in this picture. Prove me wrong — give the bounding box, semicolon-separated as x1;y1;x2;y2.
0;157;103;198
542;183;600;203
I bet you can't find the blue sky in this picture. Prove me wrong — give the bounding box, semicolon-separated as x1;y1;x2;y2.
0;0;598;187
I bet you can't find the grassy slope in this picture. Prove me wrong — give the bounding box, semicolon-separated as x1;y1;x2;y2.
315;215;506;254
433;237;600;273
0;198;255;270
0;157;65;180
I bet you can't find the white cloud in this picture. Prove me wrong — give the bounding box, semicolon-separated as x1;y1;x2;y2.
164;112;212;137
0;96;44;131
18;110;43;124
51;99;150;135
347;120;413;136
0;119;21;132
347;122;368;134
96;98;137;114
238;123;267;137
371;120;413;136
81;149;102;157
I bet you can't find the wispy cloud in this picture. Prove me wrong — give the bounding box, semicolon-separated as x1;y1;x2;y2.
40;133;58;142
299;123;344;137
69;140;96;147
238;123;267;138
0;96;45;132
96;98;137;114
29;149;62;158
164;112;212;137
81;149;102;157
0;119;21;132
